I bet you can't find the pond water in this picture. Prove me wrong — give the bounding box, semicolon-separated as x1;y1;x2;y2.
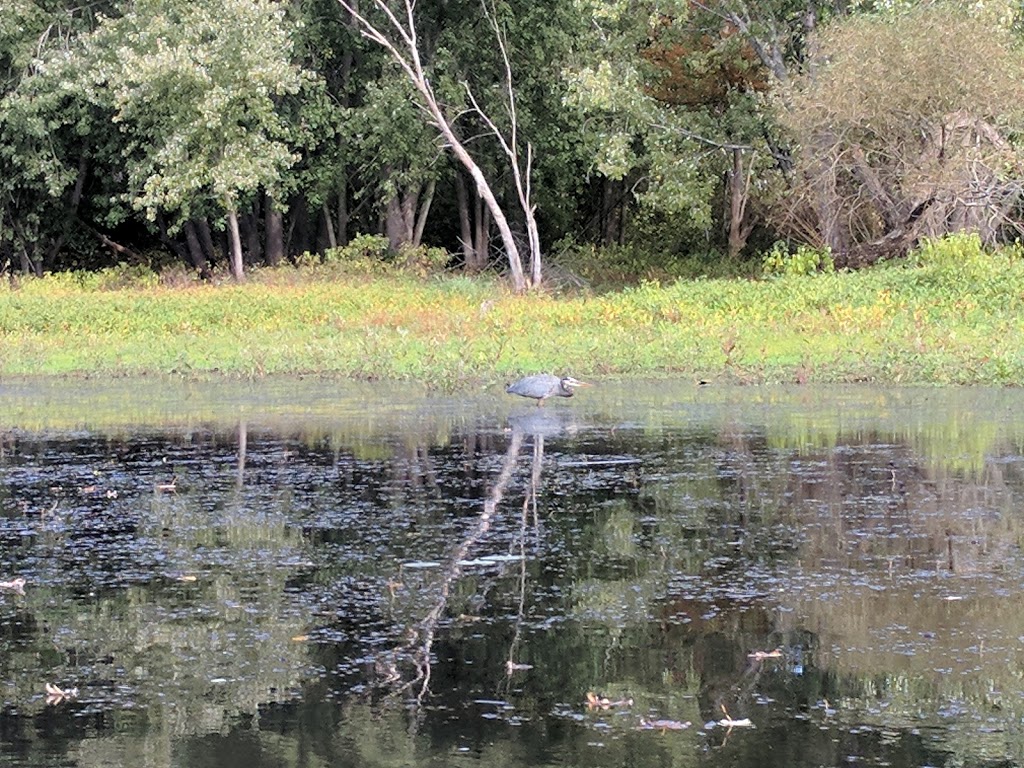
2;378;1024;767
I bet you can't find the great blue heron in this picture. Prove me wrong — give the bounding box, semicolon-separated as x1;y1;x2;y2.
505;374;590;406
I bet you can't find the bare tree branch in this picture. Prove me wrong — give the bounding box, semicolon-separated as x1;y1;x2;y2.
337;0;538;290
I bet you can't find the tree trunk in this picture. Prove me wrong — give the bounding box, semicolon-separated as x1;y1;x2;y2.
226;207;245;280
335;184;350;248
196;218;218;266
528;203;542;286
183;220;211;274
455;171;478;269
455;172;491;271
809;135;848;256
385;188;417;251
413;180;434;247
600;177;625;245
322;202;338;250
475;196;491;269
727;148;755;259
338;0;529;291
20;241;40;277
0;239;12;276
288;196;312;257
384;180;435;251
241;209;262;265
264;196;284;266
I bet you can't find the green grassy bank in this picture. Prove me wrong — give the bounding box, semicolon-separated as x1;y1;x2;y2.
2;238;1023;387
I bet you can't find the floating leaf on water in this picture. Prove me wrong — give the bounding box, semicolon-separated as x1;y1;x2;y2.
747;648;783;660
714;704;753;728
44;683;78;705
637;718;691;731
0;578;26;595
291;634;310;642
585;691;633;710
458;554;525;567
479;554;525;563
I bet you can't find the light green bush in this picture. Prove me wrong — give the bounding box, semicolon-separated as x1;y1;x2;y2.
762;241;835;276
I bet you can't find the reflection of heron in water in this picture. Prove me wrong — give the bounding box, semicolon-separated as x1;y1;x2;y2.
507;409;581;524
506;409;577;439
505;374;590;406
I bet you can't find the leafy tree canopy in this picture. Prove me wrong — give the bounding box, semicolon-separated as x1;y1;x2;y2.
83;0;310;226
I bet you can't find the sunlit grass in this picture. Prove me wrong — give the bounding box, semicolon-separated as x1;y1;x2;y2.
2;241;1024;386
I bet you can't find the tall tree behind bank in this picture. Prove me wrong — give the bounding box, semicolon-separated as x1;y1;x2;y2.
564;0;808;260
336;0;540;291
83;0;309;279
0;2;116;274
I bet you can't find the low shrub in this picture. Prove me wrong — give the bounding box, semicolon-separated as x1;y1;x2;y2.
762;241;835;276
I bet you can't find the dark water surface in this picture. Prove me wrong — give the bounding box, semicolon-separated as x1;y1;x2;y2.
2;378;1024;767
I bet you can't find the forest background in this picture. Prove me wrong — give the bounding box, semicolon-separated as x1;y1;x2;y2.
5;0;1024;286
4;0;1024;384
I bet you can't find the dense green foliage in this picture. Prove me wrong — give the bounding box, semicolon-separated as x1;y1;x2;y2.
2;235;1023;384
3;0;1022;281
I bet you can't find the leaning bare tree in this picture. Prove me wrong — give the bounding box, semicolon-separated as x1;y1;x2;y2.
337;0;541;291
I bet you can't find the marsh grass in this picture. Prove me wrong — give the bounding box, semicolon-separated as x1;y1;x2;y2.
2;236;1023;387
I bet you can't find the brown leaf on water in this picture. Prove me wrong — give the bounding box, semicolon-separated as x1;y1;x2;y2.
637;718;691;731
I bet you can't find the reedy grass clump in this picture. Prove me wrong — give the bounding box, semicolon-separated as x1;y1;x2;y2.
2;234;1023;387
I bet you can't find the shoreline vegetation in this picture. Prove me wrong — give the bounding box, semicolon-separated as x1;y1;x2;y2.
1;236;1022;388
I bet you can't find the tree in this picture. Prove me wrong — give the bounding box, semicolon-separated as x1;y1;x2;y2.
83;0;309;279
565;0;799;260
0;1;114;274
779;4;1024;264
345;76;442;252
336;0;539;291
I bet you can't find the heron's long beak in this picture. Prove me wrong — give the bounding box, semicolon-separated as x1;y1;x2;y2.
566;378;592;388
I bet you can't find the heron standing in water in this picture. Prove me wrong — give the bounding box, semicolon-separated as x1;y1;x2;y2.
505;374;590;406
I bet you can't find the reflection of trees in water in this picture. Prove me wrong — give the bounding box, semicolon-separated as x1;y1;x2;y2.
371;411;579;704
553;419;1024;763
5;397;1024;766
643;423;1024;762
0;425;314;766
373;429;525;702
